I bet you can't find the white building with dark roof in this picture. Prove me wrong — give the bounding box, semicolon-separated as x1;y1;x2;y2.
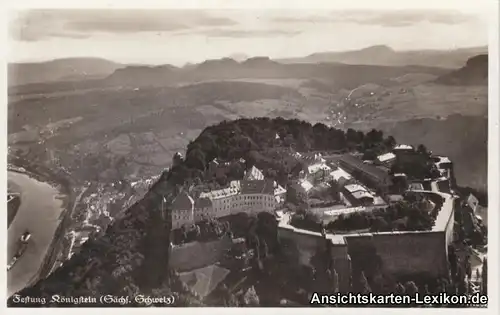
377;152;396;164
231;180;277;214
329;167;353;187
394;144;414;151
343;184;374;206
199;185;240;218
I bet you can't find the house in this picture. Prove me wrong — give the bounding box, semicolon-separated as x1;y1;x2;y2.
199;185;240;218
387;194;404;204
408;183;424;191
172;191;195;229
307;163;332;183
343;184;374;206
376;152;396;165
290;179;314;204
329;167;353;187
338;155;393;192
194;178;278;220
393;144;414;151
236;180;277;214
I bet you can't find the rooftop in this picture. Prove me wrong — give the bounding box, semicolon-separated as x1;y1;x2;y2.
377;152;396;162
172;191;195;211
274;183;287;196
394;144;414;150
200;186;240;200
194;197;213;208
330;167;352;181
244;166;265;181
307;163;332;174
351;190;375;200
240;179;275;195
344;184;367;193
298;179;314;192
179;264;230;298
339;155;391;183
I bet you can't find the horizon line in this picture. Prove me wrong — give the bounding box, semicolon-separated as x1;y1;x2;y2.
9;43;489;66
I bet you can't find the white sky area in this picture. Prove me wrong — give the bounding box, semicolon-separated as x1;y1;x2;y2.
7;1;491;65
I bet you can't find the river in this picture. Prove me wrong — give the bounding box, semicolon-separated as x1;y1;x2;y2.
7;171;66;296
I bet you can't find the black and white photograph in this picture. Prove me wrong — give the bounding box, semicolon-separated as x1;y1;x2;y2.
4;0;498;310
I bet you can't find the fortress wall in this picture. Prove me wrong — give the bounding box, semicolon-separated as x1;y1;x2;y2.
278;226;352;291
279;225;449;283
278;226;327;267
329;244;351;292
344;231;448;277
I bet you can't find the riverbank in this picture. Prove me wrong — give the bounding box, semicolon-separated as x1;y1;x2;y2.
7;195;21;227
7;155;77;291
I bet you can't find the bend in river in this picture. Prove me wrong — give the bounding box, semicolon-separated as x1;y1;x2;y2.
7;171;66;296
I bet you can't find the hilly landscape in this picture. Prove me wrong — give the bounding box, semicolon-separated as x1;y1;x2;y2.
8;50;488;193
8;58;124;87
278;45;488;69
435;54;488;85
7;41;489;305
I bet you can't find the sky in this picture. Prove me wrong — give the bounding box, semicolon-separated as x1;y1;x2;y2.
8;7;490;65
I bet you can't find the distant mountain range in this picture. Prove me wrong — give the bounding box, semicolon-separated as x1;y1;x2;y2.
8;45;488;96
277;45;488;69
8;58;124;87
435;54;488;86
9;58;450;96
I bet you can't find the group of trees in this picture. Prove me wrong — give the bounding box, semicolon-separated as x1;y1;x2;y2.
453;198;487;247
327;199;437;233
390;148;440;180
168;117;402;189
290;210;323;233
171;217;231;245
288;196;439;234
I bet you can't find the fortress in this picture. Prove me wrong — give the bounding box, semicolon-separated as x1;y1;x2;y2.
277;151;456;292
277;191;455;292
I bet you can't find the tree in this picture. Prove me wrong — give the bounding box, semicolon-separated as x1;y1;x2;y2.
404;281;418;295
384;136;396;149
359;271;372;294
465;256;472;280
448;245;458;278
228;162;244;179
242;285;260;306
262;239;269;258
362;150;377;161
481;258;487;295
371;217;390;232
417;144;429;156
346;128;358;144
395;282;406;295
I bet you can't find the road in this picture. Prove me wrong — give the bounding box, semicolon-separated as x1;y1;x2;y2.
7;171;66;296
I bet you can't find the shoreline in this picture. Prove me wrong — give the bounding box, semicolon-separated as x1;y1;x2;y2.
7;156;77;293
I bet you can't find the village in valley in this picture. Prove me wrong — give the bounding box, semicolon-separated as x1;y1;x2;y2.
166;132;488;305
